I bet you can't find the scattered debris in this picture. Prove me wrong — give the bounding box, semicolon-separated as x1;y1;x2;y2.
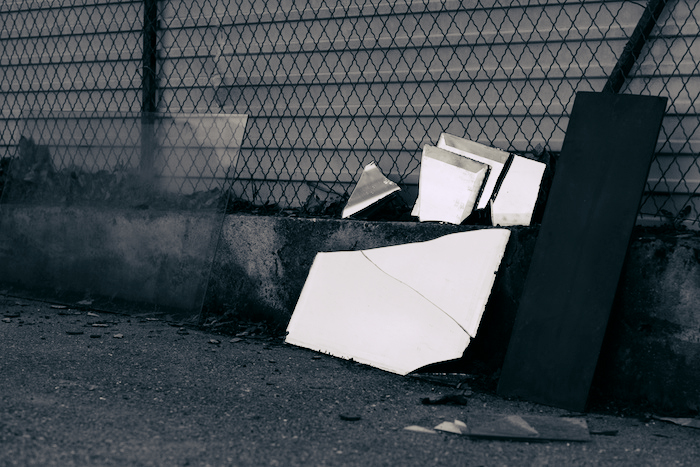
404;425;437;434
339;414;362;422
467;415;591;442
342;162;400;219
76;300;93;306
92;323;108;327
410;373;473;389
2;318;11;323
208;339;221;345
341;132;546;226
652;416;700;429
230;337;242;343
87;312;99;317
421;393;471;406
50;305;67;309
113;334;124;339
285;229;510;375
434;420;467;435
90;334;101;338
65;330;84;335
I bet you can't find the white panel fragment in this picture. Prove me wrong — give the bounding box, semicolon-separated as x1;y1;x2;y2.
437;133;511;210
491;155;546;226
342;162;400;218
434;420;468;434
417;146;489;224
285;229;511;376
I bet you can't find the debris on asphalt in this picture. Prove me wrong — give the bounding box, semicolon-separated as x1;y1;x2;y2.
57;310;81;316
90;334;101;338
76;299;93;306
208;339;220;345
339;414;362;422
434;420;467;435
653;416;700;429
285;229;510;375
467;415;591;442
342;162;400;219
87;312;99;317
421;393;471;406
410;373;473;389
2;318;11;323
65;330;84;335
404;425;437;434
50;304;67;309
230;337;242;343
92;323;108;327
113;334;124;339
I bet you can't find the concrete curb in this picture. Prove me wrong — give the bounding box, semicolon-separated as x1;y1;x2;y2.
0;207;698;413
208;215;700;414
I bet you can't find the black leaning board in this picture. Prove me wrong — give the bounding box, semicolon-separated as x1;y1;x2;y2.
497;92;667;411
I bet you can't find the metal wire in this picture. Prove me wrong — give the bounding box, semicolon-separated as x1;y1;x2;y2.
2;0;700;224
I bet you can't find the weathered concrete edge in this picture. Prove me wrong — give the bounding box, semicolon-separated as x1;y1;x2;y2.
0;206;698;414
208;215;700;414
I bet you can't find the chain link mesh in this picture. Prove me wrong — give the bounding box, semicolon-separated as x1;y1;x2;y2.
2;0;700;224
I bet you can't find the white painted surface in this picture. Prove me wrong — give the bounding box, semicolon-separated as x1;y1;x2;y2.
417;146;488;225
491;155;546;226
285;229;511;375
437;133;511;210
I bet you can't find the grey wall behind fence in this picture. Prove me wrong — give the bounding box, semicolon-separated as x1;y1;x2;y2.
3;0;700;223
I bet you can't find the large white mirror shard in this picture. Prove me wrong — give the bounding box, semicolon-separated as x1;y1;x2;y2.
491;155;546;226
417;146;490;225
285;229;511;376
437;133;512;211
342;162;400;218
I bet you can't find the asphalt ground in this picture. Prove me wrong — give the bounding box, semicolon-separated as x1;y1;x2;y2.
1;295;699;466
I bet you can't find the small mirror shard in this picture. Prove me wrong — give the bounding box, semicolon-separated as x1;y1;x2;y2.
468;415;590;442
417;146;489;225
285;229;511;375
491;155;546;226
434;420;467;434
437;133;511;211
342;162;400;218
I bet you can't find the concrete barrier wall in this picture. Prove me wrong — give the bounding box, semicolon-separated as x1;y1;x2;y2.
0;207;698;413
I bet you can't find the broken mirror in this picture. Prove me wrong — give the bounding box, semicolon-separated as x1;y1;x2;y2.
285;229;510;375
0;112;247;321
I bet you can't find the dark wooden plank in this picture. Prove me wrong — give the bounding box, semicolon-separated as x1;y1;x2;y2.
497;92;667;411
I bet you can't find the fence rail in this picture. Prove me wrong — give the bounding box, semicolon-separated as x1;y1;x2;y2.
3;0;700;225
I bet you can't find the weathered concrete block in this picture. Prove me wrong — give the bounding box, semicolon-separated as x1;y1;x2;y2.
593;231;700;413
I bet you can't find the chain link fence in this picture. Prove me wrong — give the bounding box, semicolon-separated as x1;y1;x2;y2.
2;0;700;224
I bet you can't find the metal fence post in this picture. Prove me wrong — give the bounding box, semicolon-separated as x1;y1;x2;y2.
142;0;158;174
604;0;668;94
